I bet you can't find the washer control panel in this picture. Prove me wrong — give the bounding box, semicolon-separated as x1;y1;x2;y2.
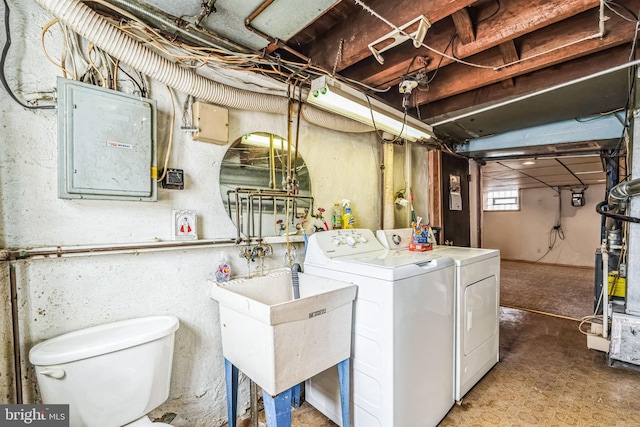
307;229;384;259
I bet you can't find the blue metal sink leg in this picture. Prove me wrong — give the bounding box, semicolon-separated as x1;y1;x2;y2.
263;387;293;426
291;383;302;408
338;358;350;427
224;358;239;427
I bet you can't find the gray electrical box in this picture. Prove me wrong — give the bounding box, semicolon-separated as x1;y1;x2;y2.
57;77;157;201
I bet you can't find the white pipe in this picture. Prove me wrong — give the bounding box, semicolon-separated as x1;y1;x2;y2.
383;143;395;229
599;0;605;37
34;0;373;134
602;240;609;338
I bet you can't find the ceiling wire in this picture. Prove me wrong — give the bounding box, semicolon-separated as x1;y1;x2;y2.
352;0;610;72
555;158;586;187
496;161;560;193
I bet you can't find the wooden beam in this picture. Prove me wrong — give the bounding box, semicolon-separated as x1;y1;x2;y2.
385;5;637;107
305;0;477;72
501;79;516;89
418;44;636;120
457;0;598;58
451;8;475;44
341;0;599;89
498;40;520;66
498;40;519;88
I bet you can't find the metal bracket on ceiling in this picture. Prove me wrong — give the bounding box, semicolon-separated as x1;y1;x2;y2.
368;15;431;65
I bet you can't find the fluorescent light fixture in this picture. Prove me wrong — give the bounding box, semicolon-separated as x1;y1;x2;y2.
307;75;435;142
574;170;604;175
242;133;289;149
522;161;536;165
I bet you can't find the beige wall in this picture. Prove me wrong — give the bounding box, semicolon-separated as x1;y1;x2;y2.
483;185;605;267
0;1;431;423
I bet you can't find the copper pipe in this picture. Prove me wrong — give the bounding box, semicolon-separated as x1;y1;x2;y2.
246;0;276;23
9;239;237;260
244;0;312;63
9;263;22;403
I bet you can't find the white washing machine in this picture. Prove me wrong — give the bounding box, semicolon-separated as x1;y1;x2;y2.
303;228;455;427
377;228;500;402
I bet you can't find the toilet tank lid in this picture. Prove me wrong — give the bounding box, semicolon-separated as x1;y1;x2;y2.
29;315;180;366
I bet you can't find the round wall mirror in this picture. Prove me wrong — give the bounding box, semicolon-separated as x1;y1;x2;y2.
220;132;312;238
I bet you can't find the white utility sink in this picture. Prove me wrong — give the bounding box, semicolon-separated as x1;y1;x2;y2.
209;269;356;396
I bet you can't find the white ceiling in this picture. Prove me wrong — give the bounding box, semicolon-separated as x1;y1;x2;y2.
482;154;613;192
132;0;339;50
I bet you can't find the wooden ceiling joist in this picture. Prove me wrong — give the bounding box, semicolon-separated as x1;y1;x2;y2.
451;8;475;45
304;0;476;72
384;6;638;108
419;43;636;119
340;0;601;90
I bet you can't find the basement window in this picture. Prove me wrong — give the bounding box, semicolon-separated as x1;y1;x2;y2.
484;190;520;211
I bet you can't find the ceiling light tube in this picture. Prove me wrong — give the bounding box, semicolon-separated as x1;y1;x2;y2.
307;76;435;142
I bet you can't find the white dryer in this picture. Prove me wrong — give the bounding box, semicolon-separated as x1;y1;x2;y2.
303;229;456;427
377;228;500;402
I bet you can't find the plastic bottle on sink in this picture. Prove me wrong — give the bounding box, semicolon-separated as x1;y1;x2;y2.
215;257;230;282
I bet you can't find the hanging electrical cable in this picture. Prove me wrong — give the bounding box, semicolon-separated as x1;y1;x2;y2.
533;188;565;263
596;201;640;223
1;0;55;109
157;86;176;183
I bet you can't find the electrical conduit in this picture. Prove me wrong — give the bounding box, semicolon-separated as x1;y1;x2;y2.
33;0;373;134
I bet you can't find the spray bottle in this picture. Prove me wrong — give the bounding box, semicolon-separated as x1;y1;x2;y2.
342;199;355;229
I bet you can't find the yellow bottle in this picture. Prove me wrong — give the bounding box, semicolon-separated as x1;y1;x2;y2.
343;207;355;229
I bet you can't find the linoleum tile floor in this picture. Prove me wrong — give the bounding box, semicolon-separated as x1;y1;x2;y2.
242;307;640;427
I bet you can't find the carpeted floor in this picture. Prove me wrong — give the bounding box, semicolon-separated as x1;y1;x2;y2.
500;260;595;320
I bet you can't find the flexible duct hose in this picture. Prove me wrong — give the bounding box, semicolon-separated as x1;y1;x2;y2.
34;0;373;133
291;263;302;300
299;104;372;133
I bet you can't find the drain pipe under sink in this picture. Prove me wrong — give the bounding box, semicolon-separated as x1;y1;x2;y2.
291;263;302;300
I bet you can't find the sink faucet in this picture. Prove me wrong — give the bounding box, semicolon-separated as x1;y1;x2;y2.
251;244;273;275
240;247;252;260
239;247;253;278
250;246;264;262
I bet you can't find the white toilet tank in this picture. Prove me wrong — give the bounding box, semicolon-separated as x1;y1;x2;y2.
29;315;180;427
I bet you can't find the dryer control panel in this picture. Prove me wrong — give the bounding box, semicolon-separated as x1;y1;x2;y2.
376;228;413;250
